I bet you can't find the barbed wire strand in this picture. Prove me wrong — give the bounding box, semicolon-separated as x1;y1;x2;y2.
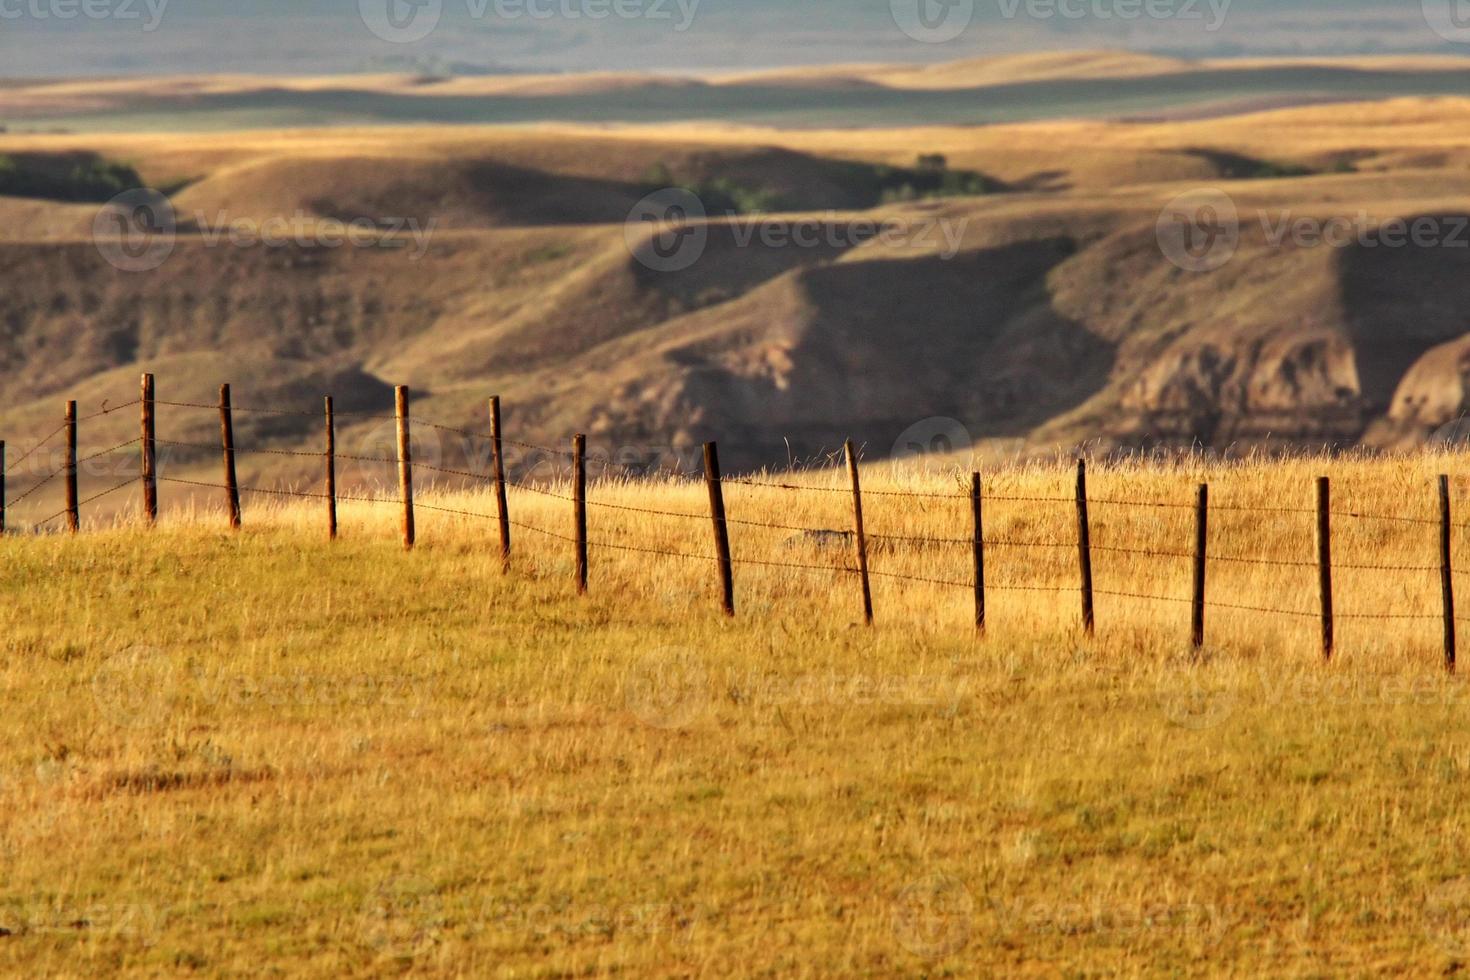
4;421;69;470
7;471;60;506
34;475;139;527
76;398;141;423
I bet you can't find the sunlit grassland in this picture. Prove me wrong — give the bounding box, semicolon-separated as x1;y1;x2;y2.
4;452;1470;975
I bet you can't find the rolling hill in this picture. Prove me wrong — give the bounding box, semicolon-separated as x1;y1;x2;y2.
7;57;1470;519
6;51;1470;132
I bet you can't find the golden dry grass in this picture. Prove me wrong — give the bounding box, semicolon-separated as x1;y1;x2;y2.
8;90;1470;208
3;451;1470;975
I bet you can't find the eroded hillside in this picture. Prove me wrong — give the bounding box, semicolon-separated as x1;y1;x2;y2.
6;88;1470;519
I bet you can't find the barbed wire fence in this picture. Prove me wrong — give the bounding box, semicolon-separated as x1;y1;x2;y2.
0;374;1464;671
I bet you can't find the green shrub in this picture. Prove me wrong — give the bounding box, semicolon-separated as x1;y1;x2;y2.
0;155;147;202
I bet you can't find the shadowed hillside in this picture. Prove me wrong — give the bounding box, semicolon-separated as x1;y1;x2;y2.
9;85;1470;510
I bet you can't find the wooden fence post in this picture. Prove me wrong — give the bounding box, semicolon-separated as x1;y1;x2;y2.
1441;474;1456;673
490;396;511;572
972;472;985;634
573;434;588;595
1317;476;1334;661
1076;459;1095;636
64;400;78;533
0;440;6;536
140;373;157;525
1192;483;1208;649
324;396;337;540
844;439;874;626
703;441;735;617
395;386;415;550
219;384;241;530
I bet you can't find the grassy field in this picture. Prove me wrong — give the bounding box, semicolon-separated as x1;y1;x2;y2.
2;452;1470;974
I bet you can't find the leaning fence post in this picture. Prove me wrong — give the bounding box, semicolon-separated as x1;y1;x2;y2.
395;385;415;550
324;396;337;540
844;439;874;626
703;442;735;617
1192;483;1208;649
64;400;79;533
972;472;985;634
1441;474;1456;673
490;396;511;572
1317;476;1334;661
140;373;157;525
573;434;588;595
219;384;241;530
1076;459;1095;636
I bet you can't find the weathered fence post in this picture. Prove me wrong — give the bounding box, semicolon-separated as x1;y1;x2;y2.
1317;476;1334;661
64;400;79;533
395;386;415;551
324;396;337;540
1441;474;1456;673
703;441;735;617
844;439;874;626
573;433;588;595
1192;483;1208;649
219;384;241;530
140;373;157;524
1076;459;1095;636
972;472;986;634
490;396;511;572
